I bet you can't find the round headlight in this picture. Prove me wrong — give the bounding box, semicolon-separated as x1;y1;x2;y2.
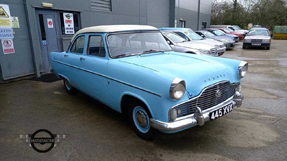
239;61;248;78
170;78;186;100
244;39;251;42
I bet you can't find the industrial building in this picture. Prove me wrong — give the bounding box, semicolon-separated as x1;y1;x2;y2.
0;0;211;81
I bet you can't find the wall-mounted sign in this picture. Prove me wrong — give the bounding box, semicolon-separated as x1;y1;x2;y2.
63;13;74;34
47;18;53;28
0;28;13;39
12;16;20;28
2;38;15;54
0;4;11;27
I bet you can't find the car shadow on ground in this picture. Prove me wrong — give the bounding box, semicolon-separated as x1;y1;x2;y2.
71;84;237;151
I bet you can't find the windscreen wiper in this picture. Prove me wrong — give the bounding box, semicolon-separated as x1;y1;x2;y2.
113;53;138;58
113;54;127;58
141;49;164;55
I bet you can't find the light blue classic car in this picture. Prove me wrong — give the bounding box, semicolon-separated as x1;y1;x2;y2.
50;25;247;140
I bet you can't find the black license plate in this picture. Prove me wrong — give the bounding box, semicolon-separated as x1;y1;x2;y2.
209;103;233;120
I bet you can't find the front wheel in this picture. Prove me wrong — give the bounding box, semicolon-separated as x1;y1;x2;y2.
129;103;154;140
63;78;78;95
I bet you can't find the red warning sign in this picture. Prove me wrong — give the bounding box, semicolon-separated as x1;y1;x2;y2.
2;39;15;54
47;18;53;28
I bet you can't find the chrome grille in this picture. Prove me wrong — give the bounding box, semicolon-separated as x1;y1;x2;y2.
173;81;237;117
197;81;236;111
251;39;262;43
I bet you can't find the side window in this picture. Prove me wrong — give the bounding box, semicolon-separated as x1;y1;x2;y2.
88;35;106;57
196;32;204;37
70;36;85;54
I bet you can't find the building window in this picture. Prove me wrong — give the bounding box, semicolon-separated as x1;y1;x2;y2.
202;22;207;29
60;12;80;35
91;0;112;12
179;20;186;28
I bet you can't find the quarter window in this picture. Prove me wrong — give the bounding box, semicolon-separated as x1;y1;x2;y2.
88;35;106;57
70;36;85;54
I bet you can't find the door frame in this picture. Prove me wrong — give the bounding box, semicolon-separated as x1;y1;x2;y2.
35;9;61;73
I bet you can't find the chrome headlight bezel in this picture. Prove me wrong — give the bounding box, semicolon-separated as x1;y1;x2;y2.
239;61;248;78
199;49;210;55
244;39;251;42
262;39;270;43
169;77;186;100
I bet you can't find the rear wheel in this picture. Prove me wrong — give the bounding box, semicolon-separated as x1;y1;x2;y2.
63;78;78;95
129;101;154;140
266;47;270;50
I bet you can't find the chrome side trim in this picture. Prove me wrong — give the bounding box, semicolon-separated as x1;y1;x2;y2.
52;60;161;97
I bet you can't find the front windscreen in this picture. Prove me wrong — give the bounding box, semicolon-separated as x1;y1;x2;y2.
186;32;204;40
223;28;230;33
233;25;241;30
205;31;216;37
213;30;225;36
107;32;172;58
164;32;187;43
247;30;270;36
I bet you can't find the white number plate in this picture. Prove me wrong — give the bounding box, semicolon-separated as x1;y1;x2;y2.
252;43;261;46
209;103;233;120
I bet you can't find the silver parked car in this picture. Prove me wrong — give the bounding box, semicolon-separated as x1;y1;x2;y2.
243;28;271;50
196;30;235;50
159;28;226;56
161;31;218;56
204;28;239;43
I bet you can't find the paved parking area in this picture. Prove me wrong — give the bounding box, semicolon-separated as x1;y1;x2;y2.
0;40;287;161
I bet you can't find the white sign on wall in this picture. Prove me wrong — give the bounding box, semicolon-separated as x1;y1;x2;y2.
63;13;74;34
0;28;13;39
0;4;12;28
47;18;53;28
2;38;15;54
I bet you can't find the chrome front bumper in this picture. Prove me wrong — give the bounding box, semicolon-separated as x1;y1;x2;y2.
150;92;244;132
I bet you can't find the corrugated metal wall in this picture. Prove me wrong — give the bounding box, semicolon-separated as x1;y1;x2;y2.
0;0;35;80
0;0;211;81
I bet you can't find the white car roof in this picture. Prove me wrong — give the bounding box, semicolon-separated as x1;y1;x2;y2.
71;25;158;41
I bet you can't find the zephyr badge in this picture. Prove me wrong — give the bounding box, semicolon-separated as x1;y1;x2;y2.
216;89;222;98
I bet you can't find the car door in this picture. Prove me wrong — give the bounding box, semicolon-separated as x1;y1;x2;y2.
79;34;109;102
66;35;87;90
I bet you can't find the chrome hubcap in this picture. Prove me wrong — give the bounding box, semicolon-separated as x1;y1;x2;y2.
65;79;71;89
136;111;147;127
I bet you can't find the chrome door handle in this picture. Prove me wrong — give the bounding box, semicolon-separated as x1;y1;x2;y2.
80;57;85;61
64;54;68;57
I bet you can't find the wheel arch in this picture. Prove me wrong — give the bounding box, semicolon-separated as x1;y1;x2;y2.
120;93;153;118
